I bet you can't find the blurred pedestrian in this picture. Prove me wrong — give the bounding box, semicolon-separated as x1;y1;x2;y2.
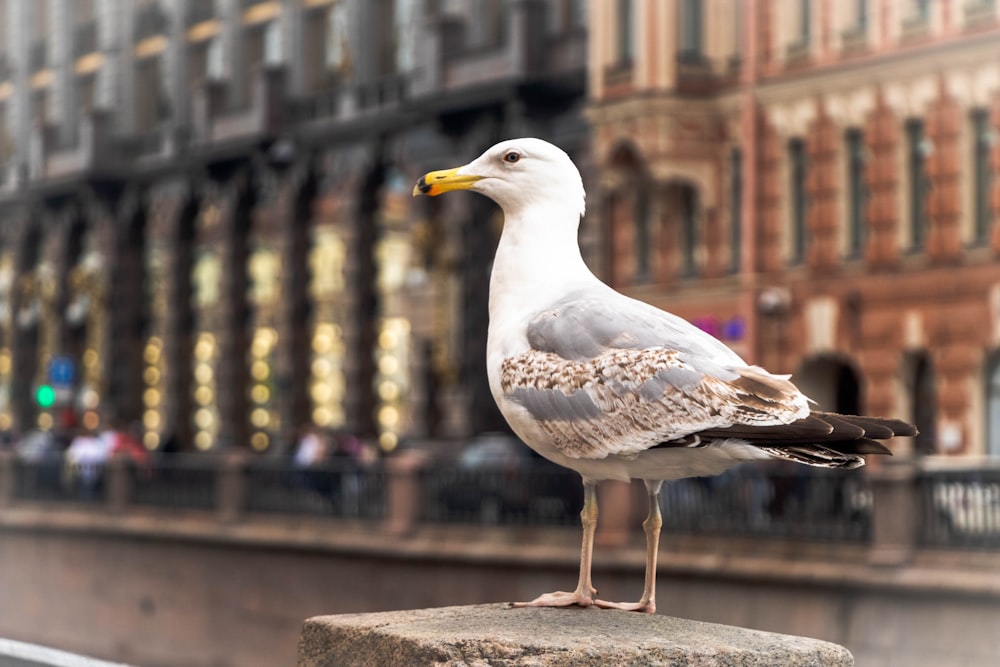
65;427;111;499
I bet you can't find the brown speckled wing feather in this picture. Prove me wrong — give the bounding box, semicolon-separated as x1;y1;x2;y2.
500;348;809;460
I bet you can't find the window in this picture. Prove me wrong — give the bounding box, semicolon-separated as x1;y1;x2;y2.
680;186;698;277
76;75;96;116
304;2;350;91
678;0;703;63
905;118;930;251
903;351;936;455
0;102;11;165
473;0;505;48
797;0;811;44
972;109;994;244
134;57;163;132
788;138;808;263
31;89;50;124
634;188;650;283
988;354;1000;456
845;128;867;257
372;0;398;76
326;2;350;73
729;148;742;272
842;0;868;49
207;38;224;79
559;0;588;29
263;21;282;66
187;0;215;26
29;1;49;71
616;0;634;65
854;0;868;30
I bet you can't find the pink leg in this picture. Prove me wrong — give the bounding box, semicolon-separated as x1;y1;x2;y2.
512;479;599;608
594;480;662;614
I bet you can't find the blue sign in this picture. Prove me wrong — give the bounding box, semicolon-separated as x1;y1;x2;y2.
48;356;75;386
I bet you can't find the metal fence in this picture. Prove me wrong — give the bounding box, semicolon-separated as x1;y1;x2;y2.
14;456;107;505
918;467;1000;550
130;455;218;511
244;459;385;519
661;464;873;543
420;462;583;527
8;453;1000;550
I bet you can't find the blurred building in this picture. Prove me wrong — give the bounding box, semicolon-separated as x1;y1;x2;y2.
5;0;999;460
0;0;588;452
588;0;1000;456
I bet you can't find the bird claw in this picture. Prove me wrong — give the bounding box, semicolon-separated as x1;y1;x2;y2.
510;589;596;609
593;599;656;614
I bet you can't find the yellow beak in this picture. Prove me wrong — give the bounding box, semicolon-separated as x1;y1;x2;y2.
412;166;483;197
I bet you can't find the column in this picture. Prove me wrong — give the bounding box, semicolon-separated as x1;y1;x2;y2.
153;184;196;451
805;106;839;270
274;163;314;452
215;172;253;449
864;92;901;268
925;79;962;263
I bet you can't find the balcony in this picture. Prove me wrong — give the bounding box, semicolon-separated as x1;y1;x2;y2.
192;66;287;146
420;1;583;96
840;24;868;55
901;12;931;42
29;112;125;183
784;40;812;68
964;0;998;30
117;124;191;164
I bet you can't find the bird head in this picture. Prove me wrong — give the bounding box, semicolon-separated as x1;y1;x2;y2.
413;138;586;219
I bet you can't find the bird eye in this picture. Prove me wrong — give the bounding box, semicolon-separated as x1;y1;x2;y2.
503;151;521;164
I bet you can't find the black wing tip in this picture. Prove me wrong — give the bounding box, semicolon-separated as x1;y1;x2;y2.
813;412;918;440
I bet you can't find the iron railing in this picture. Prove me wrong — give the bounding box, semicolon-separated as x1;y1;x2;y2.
918;467;1000;550
244;458;386;519
661;464;872;543
420;462;582;526
8;453;1000;550
14;456;106;504
130;454;217;511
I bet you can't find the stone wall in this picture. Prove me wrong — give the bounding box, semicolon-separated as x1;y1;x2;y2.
1;507;999;667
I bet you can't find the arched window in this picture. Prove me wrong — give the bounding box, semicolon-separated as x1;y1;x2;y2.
787;137;808;265
903;351;936;455
678;0;703;63
794;355;860;415
616;0;634;65
679;185;698;278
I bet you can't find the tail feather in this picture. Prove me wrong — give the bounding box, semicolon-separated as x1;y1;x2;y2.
760;445;866;470
700;411;916;470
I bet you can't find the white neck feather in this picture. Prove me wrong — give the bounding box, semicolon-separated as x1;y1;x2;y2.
488;202;598;329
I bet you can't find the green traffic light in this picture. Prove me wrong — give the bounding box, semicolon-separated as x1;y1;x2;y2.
36;384;56;408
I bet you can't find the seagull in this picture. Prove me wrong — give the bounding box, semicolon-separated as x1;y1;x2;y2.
413;138;916;614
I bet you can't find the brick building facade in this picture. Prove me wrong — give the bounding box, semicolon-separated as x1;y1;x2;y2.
588;0;1000;456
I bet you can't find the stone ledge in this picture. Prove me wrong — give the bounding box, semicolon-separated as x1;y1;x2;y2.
297;603;853;666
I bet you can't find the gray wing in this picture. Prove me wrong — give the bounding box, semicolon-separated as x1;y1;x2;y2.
501;289;810;460
526;289;747;371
